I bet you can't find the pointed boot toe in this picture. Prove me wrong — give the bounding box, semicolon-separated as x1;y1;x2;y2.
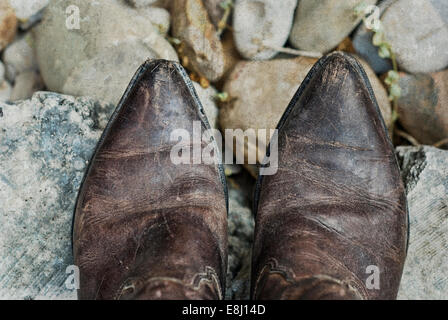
73;60;228;300
252;52;408;300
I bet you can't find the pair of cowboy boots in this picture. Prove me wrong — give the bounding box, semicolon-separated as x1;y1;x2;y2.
72;52;408;300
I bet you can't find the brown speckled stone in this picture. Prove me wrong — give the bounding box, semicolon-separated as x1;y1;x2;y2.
0;0;17;50
397;70;448;144
171;0;225;82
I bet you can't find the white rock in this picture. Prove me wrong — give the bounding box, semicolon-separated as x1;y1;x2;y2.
8;0;48;21
61;41;174;105
226;177;254;300
2;34;38;82
0;81;11;102
233;0;297;60
142;6;170;36
382;0;448;73
33;0;178;105
0;0;17;50
193;82;219;129
397;146;448;299
10;70;44;101
289;0;377;53
0;92;115;300
8;0;49;29
0;61;5;82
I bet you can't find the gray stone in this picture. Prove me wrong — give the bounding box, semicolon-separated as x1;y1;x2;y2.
171;0;225;82
0;61;5;82
397;70;448;145
382;0;448;73
0;92;115;299
352;0;395;74
192;82;219;129
142;6;171;36
226;177;254;300
10;70;45;101
430;0;448;17
233;0;297;60
203;0;227;28
396;146;448;300
8;0;49;29
2;34;38;83
0;80;11;102
33;0;178;105
289;0;377;53
61;41;166;105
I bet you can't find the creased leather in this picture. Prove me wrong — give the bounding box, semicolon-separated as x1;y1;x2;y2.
252;52;408;300
73;60;228;300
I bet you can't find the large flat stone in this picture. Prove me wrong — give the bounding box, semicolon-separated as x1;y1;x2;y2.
397;146;448;300
0;92;115;299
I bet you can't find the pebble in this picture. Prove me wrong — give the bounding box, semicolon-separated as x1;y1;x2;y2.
0;0;17;50
143;6;171;36
0;80;11;102
382;0;448;73
2;34;38;83
10;70;45;101
0;60;5;81
397;70;448;144
203;0;227;28
192;81;219;129
233;0;297;60
8;0;49;29
33;0;178;105
289;0;377;53
171;0;225;82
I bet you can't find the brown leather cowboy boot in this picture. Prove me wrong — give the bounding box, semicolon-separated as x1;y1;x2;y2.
73;60;228;300
252;52;408;300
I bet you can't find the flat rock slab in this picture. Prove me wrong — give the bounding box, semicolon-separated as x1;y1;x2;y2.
397;146;448;300
0;92;114;299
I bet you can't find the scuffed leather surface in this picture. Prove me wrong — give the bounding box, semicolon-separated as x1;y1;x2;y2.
252;52;408;300
73;60;227;300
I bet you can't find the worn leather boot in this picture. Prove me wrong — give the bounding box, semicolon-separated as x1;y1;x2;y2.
252;52;408;300
73;60;228;300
